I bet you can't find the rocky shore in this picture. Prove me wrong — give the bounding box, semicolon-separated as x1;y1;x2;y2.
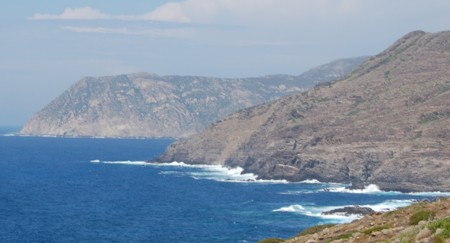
260;197;450;243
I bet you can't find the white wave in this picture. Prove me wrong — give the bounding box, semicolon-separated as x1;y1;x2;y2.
94;160;291;183
278;190;322;195
273;204;360;223
90;160;149;165
148;161;293;183
323;184;450;196
1;133;17;137
361;199;416;212
299;179;322;184
407;191;450;197
274;205;309;214
325;184;382;193
323;184;403;195
273;198;418;224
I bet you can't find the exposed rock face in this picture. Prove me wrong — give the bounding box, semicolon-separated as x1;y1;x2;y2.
158;30;450;192
20;57;365;138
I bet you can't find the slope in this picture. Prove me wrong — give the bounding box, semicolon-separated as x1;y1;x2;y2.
158;30;450;192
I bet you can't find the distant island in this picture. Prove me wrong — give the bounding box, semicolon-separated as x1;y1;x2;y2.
158;30;450;192
20;57;367;138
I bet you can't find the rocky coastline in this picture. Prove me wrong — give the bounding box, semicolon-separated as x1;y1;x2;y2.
157;30;450;193
259;197;450;243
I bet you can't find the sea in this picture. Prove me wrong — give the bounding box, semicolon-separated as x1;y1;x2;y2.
1;126;449;242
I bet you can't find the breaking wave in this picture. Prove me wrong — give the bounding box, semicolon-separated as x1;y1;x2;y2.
273;199;417;224
90;159;149;165
89;160;290;183
324;184;387;194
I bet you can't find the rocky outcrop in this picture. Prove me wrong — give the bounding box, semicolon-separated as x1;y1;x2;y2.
322;206;375;216
20;57;365;138
158;30;450;192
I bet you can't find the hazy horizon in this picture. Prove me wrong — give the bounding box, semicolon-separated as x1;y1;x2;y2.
2;0;450;126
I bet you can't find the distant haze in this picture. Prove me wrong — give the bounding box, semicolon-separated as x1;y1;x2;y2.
1;0;450;126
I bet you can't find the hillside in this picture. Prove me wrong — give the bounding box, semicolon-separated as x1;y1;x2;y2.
20;57;364;138
158;30;450;192
260;198;450;243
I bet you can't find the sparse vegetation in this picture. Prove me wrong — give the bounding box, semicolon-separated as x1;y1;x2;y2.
419;112;447;124
429;217;450;238
409;210;436;225
297;224;335;236
363;224;393;234
329;231;354;241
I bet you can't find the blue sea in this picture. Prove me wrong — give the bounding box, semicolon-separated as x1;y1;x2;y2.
1;126;448;242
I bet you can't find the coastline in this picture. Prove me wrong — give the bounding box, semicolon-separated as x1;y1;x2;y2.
262;197;450;243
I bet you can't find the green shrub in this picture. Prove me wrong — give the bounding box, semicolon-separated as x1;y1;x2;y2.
363;224;392;235
297;224;335;236
257;238;284;243
428;217;450;239
409;210;436;225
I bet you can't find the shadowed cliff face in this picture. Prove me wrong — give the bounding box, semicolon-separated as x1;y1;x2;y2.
158;30;450;192
20;57;365;138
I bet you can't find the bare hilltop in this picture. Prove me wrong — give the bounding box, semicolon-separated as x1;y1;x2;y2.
158;30;450;192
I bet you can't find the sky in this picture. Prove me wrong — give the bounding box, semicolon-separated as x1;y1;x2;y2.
1;0;450;126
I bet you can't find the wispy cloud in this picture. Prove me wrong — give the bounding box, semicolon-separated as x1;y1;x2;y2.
61;26;192;38
29;1;362;24
30;7;109;20
30;5;191;23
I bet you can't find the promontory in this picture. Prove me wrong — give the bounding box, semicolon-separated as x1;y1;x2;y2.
158;30;450;192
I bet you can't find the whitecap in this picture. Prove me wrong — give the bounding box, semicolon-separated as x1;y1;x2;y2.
147;161;293;183
322;184;403;195
299;179;323;184
273;204;360;223
90;160;149;165
272;198;418;224
407;191;450;197
323;184;450;196
361;199;416;212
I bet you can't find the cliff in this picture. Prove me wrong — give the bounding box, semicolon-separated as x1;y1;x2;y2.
20;57;365;138
158;30;450;192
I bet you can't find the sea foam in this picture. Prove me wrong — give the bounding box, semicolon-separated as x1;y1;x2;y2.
90;160;291;183
273;198;417;223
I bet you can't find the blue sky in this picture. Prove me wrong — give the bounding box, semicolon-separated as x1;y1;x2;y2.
1;0;450;126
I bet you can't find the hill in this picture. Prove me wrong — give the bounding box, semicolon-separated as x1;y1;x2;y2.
158;30;450;192
20;57;365;138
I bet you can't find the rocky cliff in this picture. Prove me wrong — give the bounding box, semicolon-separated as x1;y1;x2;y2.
21;57;365;138
158;30;450;192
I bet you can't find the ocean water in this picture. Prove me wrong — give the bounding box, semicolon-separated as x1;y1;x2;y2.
1;131;447;242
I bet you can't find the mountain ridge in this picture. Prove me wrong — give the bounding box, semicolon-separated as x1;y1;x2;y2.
157;30;450;192
20;57;366;138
